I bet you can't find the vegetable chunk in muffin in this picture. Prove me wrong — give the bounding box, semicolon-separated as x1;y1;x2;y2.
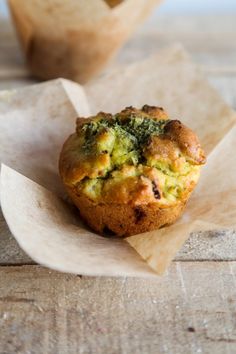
59;105;206;236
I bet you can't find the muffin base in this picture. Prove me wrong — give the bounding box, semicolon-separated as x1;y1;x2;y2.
65;186;187;237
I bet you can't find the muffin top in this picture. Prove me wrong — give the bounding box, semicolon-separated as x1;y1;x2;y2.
59;105;206;206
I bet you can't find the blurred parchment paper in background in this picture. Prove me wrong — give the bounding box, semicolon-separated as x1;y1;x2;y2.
8;0;162;83
0;45;236;276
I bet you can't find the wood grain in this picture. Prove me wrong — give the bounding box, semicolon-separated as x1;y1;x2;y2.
0;210;33;265
119;14;236;69
0;263;236;354
1;15;236;84
1;13;236;353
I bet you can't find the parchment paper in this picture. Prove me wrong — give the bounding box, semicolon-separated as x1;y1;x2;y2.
0;79;90;196
8;0;161;83
0;164;155;277
1;45;236;276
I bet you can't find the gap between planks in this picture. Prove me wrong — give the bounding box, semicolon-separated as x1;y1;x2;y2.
1;259;236;268
1;262;236;354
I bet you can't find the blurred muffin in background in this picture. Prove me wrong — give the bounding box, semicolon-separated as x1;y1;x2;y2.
8;0;161;83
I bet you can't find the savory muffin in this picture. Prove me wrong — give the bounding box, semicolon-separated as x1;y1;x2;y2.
59;105;206;237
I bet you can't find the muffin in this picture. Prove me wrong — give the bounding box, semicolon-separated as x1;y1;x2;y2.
59;105;206;237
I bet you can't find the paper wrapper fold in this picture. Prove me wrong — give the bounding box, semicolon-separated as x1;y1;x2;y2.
1;45;236;276
0;164;155;277
8;0;161;84
0;78;90;196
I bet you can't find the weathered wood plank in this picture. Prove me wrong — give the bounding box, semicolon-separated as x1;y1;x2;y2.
121;14;236;68
0;263;236;354
0;210;33;265
0;18;26;74
0;13;236;354
0;14;236;88
1;15;236;81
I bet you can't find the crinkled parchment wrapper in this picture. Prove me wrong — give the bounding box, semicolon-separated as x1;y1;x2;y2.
0;45;236;277
8;0;161;84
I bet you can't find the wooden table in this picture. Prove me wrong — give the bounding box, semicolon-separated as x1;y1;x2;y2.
1;14;236;354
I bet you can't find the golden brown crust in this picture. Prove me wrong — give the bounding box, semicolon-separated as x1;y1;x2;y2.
144;135;179;161
164;120;206;164
59;133;111;185
59;105;206;236
76;112;113;131
141;105;169;120
65;185;186;237
118;105;169;121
